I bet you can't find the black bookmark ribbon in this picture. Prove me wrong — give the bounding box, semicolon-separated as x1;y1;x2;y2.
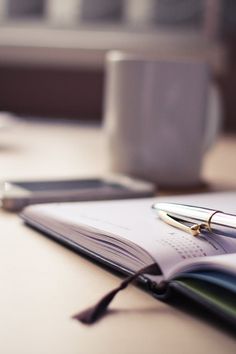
72;262;162;325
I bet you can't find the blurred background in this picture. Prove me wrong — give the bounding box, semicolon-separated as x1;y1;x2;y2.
0;0;236;131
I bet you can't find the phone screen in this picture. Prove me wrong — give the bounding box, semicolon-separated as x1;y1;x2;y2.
11;179;128;192
2;177;155;211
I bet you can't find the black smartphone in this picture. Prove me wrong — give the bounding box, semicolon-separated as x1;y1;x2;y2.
1;175;156;211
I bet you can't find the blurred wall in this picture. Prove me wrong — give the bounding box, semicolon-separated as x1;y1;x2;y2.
0;0;236;131
0;65;104;120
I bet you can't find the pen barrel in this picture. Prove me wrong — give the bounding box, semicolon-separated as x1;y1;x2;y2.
211;212;236;238
155;203;236;239
155;203;215;225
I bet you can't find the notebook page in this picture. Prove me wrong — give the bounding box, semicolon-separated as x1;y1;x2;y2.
22;192;236;277
166;253;236;280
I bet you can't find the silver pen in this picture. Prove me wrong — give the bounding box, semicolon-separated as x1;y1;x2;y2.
152;202;236;238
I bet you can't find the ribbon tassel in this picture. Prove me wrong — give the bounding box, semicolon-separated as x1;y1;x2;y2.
72;262;162;325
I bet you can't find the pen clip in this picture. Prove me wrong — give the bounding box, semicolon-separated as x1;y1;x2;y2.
158;210;205;236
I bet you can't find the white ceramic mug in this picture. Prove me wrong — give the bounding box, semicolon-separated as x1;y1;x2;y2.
103;51;220;188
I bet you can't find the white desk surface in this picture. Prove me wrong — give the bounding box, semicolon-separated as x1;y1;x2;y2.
0;119;235;354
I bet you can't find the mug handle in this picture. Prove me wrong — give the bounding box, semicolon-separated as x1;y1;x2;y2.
203;84;222;151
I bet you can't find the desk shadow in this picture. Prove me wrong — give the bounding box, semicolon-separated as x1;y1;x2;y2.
107;306;171;317
162;292;236;338
158;180;236;195
104;299;236;338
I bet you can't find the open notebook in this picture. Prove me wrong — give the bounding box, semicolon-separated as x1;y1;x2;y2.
21;192;236;325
